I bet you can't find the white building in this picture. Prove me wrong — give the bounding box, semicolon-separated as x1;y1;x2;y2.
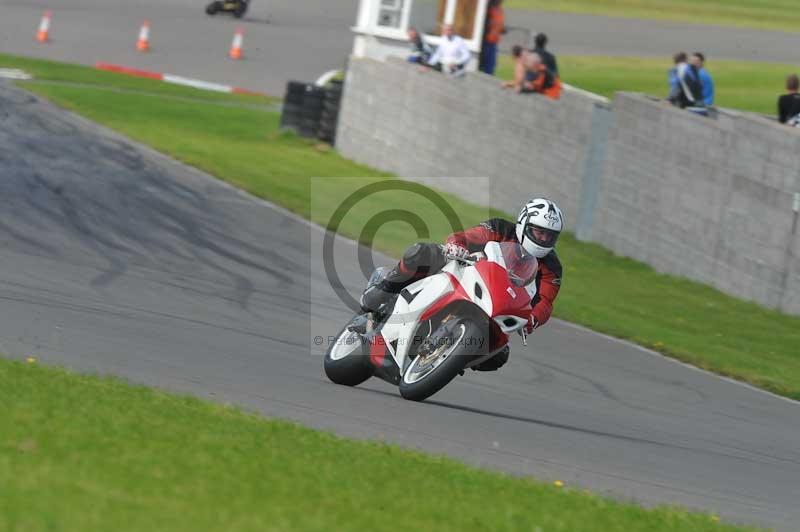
351;0;491;69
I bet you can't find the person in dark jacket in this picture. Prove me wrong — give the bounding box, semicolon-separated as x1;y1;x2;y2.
778;74;800;125
531;32;558;76
407;27;433;65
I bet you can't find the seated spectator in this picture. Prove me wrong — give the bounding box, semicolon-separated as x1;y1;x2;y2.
503;49;561;100
531;32;558;76
668;51;703;109
428;24;471;76
521;52;561;100
690;52;714;106
501;45;527;91
407;27;433;65
778;74;800;126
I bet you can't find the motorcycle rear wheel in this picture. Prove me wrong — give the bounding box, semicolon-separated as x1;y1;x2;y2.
399;318;482;402
324;320;373;386
205;1;221;15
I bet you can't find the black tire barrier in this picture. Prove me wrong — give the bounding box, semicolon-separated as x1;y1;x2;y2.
285;94;305;105
321;106;339;118
303;101;324;113
281;103;303;115
286;81;309;95
281;80;344;141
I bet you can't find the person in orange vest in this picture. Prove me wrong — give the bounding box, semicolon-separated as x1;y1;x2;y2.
521;52;562;100
502;48;562;100
479;0;505;75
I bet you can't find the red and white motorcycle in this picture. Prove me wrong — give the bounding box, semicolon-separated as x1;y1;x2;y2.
324;241;537;401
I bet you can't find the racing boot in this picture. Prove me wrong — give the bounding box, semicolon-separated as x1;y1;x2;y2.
359;267;403;314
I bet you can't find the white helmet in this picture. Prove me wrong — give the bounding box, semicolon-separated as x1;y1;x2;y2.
516;198;564;258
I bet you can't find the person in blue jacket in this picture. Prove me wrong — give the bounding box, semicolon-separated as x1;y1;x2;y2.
691;52;714;106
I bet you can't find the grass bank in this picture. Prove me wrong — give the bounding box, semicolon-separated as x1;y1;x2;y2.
3;52;800;400
505;0;800;32
0;53;274;106
497;55;797;116
0;358;759;532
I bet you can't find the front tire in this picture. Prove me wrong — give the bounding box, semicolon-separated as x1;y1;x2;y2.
399;319;483;402
324;321;373;387
205;2;220;15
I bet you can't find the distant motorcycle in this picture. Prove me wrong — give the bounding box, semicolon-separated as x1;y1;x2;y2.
324;241;537;402
205;0;249;18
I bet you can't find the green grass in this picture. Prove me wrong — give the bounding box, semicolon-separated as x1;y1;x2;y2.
0;358;759;532
505;0;800;32
0;53;275;106
4;52;800;400
497;55;799;116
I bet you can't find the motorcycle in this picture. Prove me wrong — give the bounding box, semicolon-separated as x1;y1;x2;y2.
205;0;249;18
324;241;537;401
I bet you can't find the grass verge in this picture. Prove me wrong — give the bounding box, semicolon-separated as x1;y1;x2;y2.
3;52;800;400
0;53;275;106
497;55;798;116
0;358;759;531
505;0;800;33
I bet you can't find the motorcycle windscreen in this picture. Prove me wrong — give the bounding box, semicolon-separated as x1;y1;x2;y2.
499;242;538;287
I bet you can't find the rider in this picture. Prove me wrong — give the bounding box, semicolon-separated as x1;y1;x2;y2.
360;198;563;371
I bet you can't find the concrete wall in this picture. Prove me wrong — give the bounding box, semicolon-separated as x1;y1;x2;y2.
336;57;800;315
596;94;800;313
336;57;610;226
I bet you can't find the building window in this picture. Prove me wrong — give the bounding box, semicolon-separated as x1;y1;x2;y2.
408;0;440;35
377;0;404;28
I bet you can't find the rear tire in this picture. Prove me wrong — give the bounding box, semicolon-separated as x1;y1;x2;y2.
205;1;220;15
324;322;373;387
399;319;483;402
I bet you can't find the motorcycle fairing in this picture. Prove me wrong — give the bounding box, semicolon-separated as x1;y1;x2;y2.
363;242;536;380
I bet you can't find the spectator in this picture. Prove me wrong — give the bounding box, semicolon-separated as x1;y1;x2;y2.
521;52;561;99
691;52;714;106
668;52;702;109
428;24;471;75
479;0;505;75
503;50;561;100
407;27;433;65
531;33;558;76
778;74;800;125
501;45;527;92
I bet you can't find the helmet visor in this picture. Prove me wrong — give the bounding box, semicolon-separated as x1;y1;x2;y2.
524;224;559;248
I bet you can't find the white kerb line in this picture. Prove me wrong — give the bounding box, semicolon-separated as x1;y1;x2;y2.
162;74;233;94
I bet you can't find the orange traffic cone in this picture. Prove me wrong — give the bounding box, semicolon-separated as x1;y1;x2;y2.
229;27;244;60
136;20;151;52
36;10;52;43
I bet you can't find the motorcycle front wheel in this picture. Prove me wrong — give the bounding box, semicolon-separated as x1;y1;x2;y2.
399;318;483;402
324;320;374;386
205;1;221;15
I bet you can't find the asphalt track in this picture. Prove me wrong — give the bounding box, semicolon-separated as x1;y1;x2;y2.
2;83;800;530
2;1;800;95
